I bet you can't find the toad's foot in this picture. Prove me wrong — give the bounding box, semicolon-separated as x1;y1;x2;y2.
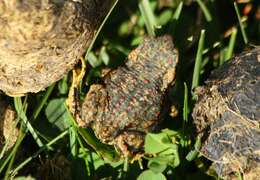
170;105;178;118
66;57;86;125
114;130;145;161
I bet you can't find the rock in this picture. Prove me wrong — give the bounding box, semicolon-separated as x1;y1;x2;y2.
192;48;260;179
0;98;18;152
0;0;114;96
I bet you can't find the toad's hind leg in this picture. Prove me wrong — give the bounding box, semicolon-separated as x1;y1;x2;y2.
80;84;108;127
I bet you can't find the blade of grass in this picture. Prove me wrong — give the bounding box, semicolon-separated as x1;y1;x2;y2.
186;136;201;161
78;127;118;162
31;83;55;121
196;0;212;22
83;153;91;177
201;57;209;69
138;159;144;170
0;142;8;159
69;127;78;157
0;118;20;159
183;82;190;124
234;2;248;44
1;120;22;179
4;143;17;180
192;29;205;92
10;129;70;177
58;75;69;94
200;41;220;55
85;0;119;57
139;0;157;36
65;104;93;175
236;171;243;180
173;2;183;20
225;27;238;60
219;27;238;65
72;133;91;175
0;131;24;175
219;48;226;66
1;85;56;174
168;1;183;34
0;96;29;173
123;156;129;172
66;103;81;157
14;97;44;148
65;105;118;162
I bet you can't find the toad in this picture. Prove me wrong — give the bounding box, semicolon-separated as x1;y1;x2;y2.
68;35;179;158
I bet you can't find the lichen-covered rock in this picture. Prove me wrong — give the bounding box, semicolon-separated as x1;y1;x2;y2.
80;36;178;158
192;48;260;179
0;0;114;96
0;98;18;152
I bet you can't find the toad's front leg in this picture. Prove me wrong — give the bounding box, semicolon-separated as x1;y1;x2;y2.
80;84;108;128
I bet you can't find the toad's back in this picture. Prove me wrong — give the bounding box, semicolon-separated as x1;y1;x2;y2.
104;64;164;132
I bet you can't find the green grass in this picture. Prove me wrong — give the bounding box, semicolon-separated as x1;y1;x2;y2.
139;0;157;36
196;0;212;22
11;129;70;176
234;2;248;44
0;0;259;179
192;29;205;92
